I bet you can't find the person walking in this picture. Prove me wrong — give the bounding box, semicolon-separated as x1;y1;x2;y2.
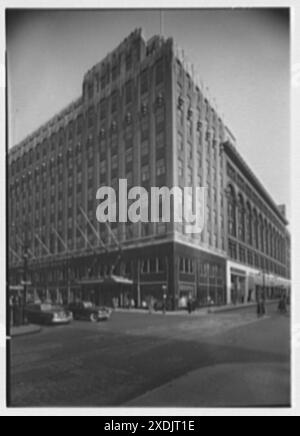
257;296;262;318
187;296;193;315
261;293;266;316
278;294;287;314
162;293;167;315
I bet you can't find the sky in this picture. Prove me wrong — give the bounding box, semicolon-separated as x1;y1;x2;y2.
6;9;290;218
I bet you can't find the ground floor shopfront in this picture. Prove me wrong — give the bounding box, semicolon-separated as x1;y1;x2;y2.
227;260;291;305
9;242;290;311
9;240;227;310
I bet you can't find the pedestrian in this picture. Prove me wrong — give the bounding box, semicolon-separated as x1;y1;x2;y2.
162;294;167;314
10;296;14;327
257;297;261;318
278;294;287;314
261;295;266;316
187;296;193;314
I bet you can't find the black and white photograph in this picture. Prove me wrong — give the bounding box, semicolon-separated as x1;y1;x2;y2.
2;4;299;416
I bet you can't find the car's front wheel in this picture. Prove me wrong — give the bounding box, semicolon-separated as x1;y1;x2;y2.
90;313;98;323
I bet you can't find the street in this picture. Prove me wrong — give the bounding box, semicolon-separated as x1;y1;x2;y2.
9;304;290;407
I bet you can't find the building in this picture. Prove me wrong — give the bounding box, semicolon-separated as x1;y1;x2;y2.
8;28;291;309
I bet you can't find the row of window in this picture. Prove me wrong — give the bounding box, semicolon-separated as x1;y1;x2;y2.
10;105;165;181
85;57;164;101
141;258;165;274
227;184;287;264
228;240;288;278
227;163;283;231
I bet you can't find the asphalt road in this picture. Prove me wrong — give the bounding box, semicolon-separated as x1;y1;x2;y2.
9;305;290;407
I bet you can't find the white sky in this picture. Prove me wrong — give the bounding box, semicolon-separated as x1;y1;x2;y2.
6;9;290;218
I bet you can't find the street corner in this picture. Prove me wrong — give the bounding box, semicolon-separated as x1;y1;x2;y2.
10;324;42;339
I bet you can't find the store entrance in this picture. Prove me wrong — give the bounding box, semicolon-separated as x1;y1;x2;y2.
231;274;247;304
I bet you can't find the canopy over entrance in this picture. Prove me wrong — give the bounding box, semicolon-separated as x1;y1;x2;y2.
76;275;133;286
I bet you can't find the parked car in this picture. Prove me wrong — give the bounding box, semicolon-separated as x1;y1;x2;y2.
25;303;73;325
68;301;112;322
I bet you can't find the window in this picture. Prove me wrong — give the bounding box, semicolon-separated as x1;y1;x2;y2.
187;167;193;186
155;59;164;85
141;70;148;94
126;147;133;164
142;259;149;274
156;159;166;177
177;133;184;153
141;124;149;141
213;187;217;203
101;74;106;90
99;139;106;155
68;122;73;141
237;195;245;242
187;143;193;161
95;74;100;92
177;106;184;127
176;60;183;81
87;82;94;99
112;61;119;81
126;52;132;71
157;223;167;235
141;140;149;157
126;171;133;188
178;159;184;178
227;185;236;237
87;166;93;182
156;131;165;150
158;258;164;272
156;108;165;132
197;151;202;170
253;211;259;249
126;223;134;240
142;165;150;182
111;155;118;170
125;81;132;105
239;246;246;263
87;107;94;128
111;92;118;114
100;161;106;174
100;99;106;120
142;223;151;237
229;240;237;260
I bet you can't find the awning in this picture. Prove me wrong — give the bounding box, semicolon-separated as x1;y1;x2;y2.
77;275;133;286
9;285;24;292
106;275;133;285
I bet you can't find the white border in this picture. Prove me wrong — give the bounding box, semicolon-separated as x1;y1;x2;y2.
1;0;299;416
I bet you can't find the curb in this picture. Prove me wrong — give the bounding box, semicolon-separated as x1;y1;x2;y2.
208;300;279;314
10;326;42;338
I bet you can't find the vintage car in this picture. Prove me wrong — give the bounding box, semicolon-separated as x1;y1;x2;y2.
68;301;112;322
25;303;73;325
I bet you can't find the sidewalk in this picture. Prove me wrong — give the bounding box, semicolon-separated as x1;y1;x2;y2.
10;324;42;338
208;299;279;314
114;300;280;317
114;307;208;316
